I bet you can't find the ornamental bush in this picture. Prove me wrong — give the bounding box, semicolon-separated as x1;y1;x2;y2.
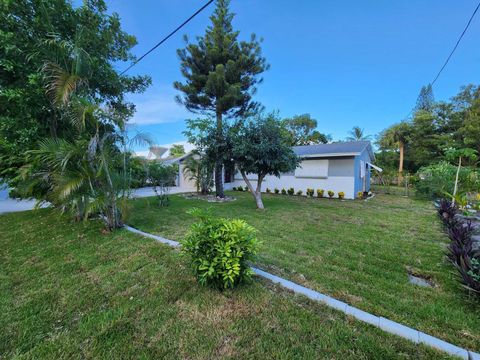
328;190;335;198
281;188;287;195
317;189;324;198
306;188;314;197
266;188;271;193
182;208;259;289
296;190;303;196
338;191;345;199
287;187;295;195
274;188;280;194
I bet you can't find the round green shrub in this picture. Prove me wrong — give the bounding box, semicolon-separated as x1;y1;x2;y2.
182;208;259;289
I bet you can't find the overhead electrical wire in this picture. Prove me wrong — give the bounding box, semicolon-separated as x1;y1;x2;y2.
430;1;480;85
120;0;215;75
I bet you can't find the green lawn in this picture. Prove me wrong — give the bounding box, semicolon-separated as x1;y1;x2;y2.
128;192;480;352
0;210;450;359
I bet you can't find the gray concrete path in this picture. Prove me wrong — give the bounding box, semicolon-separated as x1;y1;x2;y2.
131;186;189;198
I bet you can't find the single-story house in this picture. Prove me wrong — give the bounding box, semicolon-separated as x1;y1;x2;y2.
225;141;381;199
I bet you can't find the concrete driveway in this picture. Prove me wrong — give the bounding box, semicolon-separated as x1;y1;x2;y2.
0;182;48;215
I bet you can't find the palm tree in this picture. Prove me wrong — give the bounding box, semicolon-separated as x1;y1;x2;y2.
346;126;371;141
21;34;137;230
182;152;214;195
378;122;411;185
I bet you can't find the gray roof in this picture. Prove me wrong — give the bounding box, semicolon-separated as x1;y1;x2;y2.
293;141;372;158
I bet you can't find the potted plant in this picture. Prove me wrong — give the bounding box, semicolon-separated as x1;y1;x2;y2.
281;188;287;195
338;191;345;199
317;189;324;198
328;190;335;198
287;187;295;195
306;188;314;197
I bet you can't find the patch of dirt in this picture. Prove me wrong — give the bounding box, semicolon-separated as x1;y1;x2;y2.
181;193;236;203
406;266;437;288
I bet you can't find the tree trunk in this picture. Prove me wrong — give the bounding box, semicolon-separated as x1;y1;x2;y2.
241;171;264;210
398;141;404;187
215;111;224;198
452;156;462;205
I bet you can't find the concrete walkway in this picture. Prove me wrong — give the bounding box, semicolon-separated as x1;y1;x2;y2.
0;184;47;215
131;186;190;198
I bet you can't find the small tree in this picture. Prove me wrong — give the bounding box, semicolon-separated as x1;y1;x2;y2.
232;113;299;209
182;151;214;195
445;148;478;202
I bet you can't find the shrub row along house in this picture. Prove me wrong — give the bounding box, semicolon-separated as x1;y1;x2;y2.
227;141;380;199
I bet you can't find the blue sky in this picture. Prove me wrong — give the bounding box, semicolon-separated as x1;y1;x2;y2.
104;0;480;149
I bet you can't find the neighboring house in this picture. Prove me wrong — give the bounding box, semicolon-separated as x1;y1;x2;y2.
161;152;199;191
226;141;381;199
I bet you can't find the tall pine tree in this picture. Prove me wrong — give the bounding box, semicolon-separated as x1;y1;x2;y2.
414;84;435;113
174;0;268;197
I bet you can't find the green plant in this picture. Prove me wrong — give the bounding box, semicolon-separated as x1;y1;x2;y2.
274;188;279;194
416;161;479;199
327;190;334;198
232;186;237;191
281;188;287;195
357;191;364;199
317;189;324;198
182;208;259;289
266;188;271;193
306;188;314;197
244;186;249;191
296;190;303;196
182;152;214;195
287;187;295;195
338;191;345;199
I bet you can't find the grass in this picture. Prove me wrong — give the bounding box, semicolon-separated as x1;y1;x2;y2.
128;191;480;352
0;210;451;359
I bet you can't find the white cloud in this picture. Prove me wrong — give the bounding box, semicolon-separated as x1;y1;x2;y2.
129;87;191;125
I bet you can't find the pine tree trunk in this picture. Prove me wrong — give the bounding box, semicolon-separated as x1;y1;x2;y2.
398;141;404;187
215;111;224;198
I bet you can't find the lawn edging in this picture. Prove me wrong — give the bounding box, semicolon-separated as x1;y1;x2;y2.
123;224;479;360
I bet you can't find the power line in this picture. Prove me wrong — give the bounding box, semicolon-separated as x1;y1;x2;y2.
431;1;480;85
120;0;215;75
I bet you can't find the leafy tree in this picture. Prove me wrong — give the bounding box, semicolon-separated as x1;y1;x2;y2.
377;121;411;183
346;126;371;141
169;144;186;158
0;0;150;182
415;84;435;113
232;112;299;209
174;0;268;198
282;114;329;145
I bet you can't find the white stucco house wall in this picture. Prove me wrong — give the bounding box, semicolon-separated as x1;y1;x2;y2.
225;141;380;199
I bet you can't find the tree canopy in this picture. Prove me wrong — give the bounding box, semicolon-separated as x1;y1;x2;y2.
376;84;480;174
232;112;299;209
282;114;329;146
0;0;150;182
